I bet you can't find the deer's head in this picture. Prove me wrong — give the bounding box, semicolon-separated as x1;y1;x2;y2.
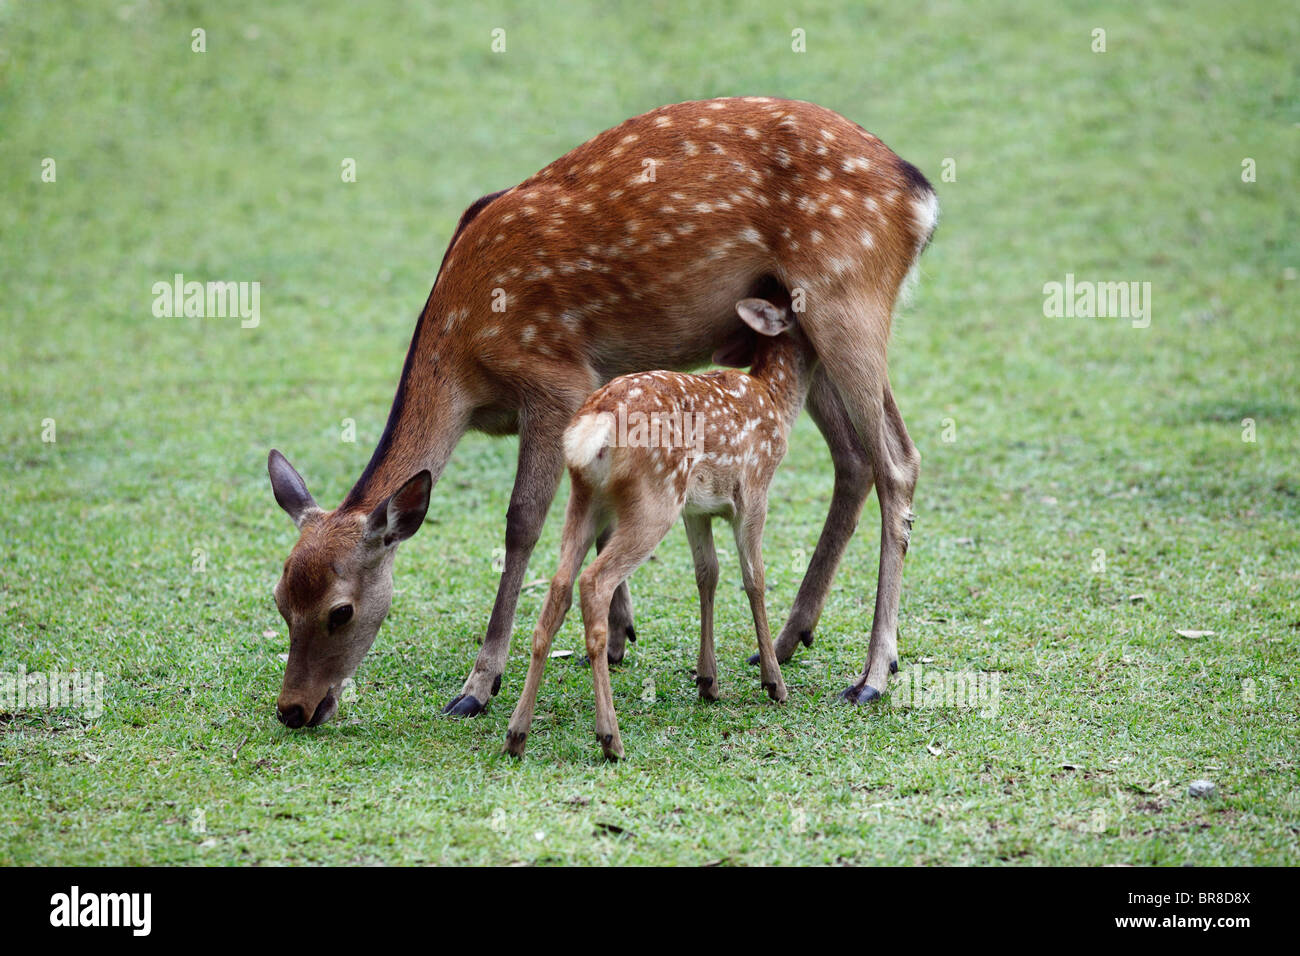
266;450;430;729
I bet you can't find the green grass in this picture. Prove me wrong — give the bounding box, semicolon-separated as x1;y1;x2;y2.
2;0;1297;865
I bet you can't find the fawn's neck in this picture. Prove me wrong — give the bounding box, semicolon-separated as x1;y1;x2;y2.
747;336;815;432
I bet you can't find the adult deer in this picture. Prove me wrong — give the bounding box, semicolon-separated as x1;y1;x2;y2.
267;97;936;728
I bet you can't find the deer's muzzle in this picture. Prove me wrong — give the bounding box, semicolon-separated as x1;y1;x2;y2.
276;686;337;729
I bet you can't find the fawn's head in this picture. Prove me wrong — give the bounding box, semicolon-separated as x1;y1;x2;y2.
723;295;813;370
266;450;431;728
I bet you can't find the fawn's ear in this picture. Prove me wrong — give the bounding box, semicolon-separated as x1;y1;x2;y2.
735;297;794;337
268;450;319;528
364;470;433;547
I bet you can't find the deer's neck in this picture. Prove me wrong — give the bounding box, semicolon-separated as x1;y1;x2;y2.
340;298;469;513
749;339;814;432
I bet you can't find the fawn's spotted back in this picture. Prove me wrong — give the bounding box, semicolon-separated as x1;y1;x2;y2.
564;303;812;519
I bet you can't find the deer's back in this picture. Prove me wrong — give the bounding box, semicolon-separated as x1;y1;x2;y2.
431;97;935;386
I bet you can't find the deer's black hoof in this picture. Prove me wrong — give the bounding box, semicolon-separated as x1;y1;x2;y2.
839;683;882;706
580;650;627;667
442;693;487;717
504;729;527;757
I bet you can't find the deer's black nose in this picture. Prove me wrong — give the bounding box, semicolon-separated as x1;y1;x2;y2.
277;703;306;728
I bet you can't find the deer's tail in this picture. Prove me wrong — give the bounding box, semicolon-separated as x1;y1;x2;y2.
563;411;615;481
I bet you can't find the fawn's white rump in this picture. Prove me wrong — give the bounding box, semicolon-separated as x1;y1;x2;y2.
563;412;615;473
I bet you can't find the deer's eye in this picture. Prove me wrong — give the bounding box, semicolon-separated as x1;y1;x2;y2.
328;604;354;630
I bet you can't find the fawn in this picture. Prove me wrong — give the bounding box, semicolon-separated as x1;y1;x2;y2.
504;295;816;760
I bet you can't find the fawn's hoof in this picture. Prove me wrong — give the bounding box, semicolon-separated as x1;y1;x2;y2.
598;733;623;761
443;693;487;717
839;683;883;706
503;729;527;757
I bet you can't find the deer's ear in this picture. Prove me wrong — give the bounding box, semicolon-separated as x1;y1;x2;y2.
735;297;794;337
365;470;433;547
712;326;758;367
268;450;319;528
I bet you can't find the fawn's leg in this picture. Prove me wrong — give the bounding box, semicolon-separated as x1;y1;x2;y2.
602;526;637;664
683;513;720;701
578;526;637;667
504;480;599;757
578;506;675;760
732;504;787;703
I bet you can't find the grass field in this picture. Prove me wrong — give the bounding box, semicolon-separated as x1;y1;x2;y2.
2;0;1296;865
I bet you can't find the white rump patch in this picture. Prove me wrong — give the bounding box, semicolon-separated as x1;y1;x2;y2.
910;189;941;240
564;412;615;473
899;191;940;308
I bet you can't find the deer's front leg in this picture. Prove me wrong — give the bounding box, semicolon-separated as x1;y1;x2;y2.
734;507;787;704
443;407;570;717
683;513;720;700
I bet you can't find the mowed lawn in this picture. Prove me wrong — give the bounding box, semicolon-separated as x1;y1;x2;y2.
1;1;1296;865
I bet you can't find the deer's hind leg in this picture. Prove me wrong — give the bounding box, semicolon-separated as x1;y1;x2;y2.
504;477;601;757
579;528;639;671
588;525;636;666
577;501;677;760
756;367;876;666
801;294;919;704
